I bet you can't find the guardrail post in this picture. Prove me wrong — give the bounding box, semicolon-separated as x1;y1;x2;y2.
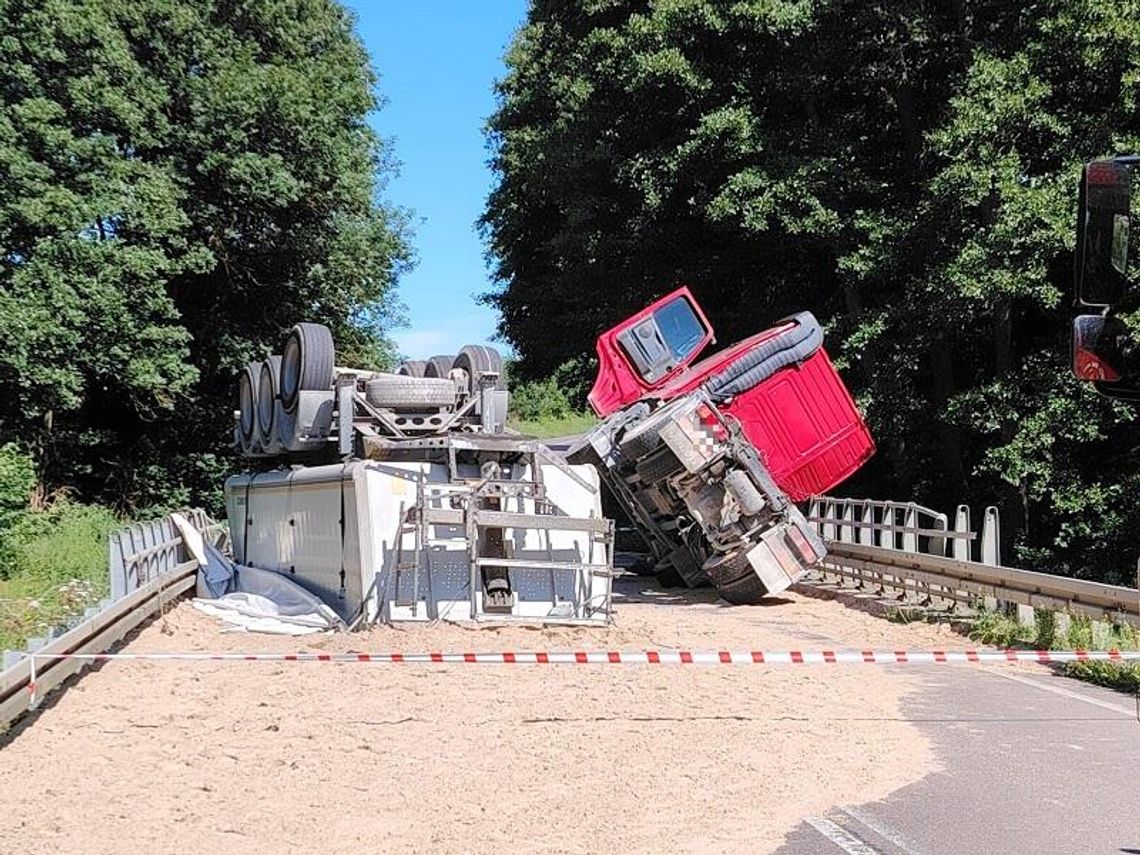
902;504;918;554
878;505;895;551
981;506;1001;565
839;502;855;544
858;501;874;546
823;500;837;543
953;505;971;562
929;512;948;558
109;531;126;600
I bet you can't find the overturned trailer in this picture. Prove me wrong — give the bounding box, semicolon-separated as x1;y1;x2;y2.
228;326;613;626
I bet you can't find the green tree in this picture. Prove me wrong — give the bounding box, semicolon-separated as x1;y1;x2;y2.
484;0;1140;582
0;0;410;511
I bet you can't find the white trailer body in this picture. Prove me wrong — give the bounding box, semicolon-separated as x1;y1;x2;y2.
225;459;612;624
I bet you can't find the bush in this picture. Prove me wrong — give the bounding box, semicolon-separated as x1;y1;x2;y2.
0;443;36;521
968;609;1034;648
0;500;121;650
507;361;596;438
510;376;576;422
1063;661;1140;694
1;501;120;586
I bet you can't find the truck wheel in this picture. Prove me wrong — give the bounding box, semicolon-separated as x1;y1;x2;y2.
618;404;674;459
655;562;686;588
257;355;282;444
397;360;428;378
281;323;335;412
703;549;768;605
635;448;684;483
365;376;457;410
238;361;261;443
424;355;455;378
454;345;505;391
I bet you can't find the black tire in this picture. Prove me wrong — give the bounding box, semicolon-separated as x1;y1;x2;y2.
716;572;769;605
397;360;428;378
257;355;282;444
655;562;686;588
703;549;768;605
619;404;673;460
635;448;684;483
364;376;457;409
626;555;658;576
454;345;505;392
424;355;456;379
281;323;335;412
238;361;261;442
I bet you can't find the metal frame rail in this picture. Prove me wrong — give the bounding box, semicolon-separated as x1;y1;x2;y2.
807;497;1140;629
0;511;216;730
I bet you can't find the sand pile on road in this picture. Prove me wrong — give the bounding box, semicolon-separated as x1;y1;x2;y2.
0;587;947;854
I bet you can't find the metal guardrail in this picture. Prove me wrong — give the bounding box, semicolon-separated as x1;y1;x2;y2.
807;497;1140;629
0;510;218;730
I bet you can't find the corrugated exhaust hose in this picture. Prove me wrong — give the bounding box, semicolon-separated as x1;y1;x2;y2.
704;311;823;401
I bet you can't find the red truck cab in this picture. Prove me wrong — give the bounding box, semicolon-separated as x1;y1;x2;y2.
587;287;874;501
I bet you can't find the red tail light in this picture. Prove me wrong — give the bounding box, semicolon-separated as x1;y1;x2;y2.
1087;161;1126;186
1073;346;1120;382
785;525;822;565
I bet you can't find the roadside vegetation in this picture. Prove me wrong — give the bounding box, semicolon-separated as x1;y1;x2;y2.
0;1;410;650
968;604;1140;693
0;445;119;651
507;363;596;439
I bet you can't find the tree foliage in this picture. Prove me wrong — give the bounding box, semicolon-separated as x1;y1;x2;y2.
0;0;410;511
483;0;1140;581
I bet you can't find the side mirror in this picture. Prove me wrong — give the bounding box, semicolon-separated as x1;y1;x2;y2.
1072;314;1140;400
1076;159;1134;306
615;293;712;383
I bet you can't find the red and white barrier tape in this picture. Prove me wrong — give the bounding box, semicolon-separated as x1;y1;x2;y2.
23;648;1140;666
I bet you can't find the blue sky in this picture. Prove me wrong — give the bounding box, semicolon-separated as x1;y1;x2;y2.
345;0;528;360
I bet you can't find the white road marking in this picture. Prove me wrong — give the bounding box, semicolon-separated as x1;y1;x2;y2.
806;816;883;855
839;806;923;855
988;670;1135;716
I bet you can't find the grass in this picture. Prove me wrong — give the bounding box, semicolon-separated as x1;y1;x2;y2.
508;412;597;439
1062;660;1140;693
0;501;121;651
966;604;1140;694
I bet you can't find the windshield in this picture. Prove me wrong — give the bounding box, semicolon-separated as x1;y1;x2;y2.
653;297;706;361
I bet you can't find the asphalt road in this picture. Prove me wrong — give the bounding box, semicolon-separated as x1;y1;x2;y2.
777;664;1140;855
